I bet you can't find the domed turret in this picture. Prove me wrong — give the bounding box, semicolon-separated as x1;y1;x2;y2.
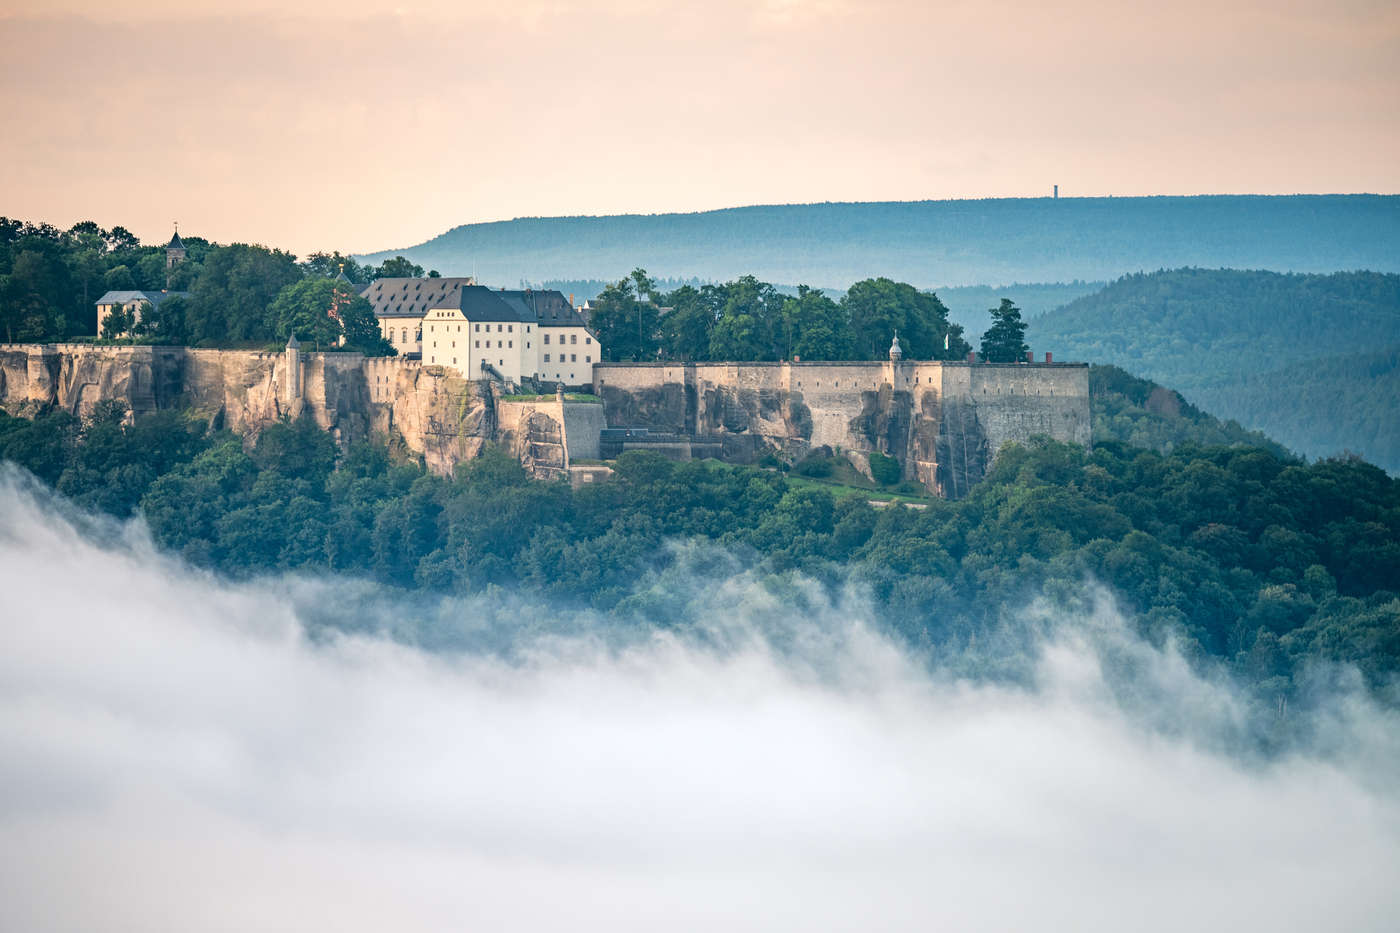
889;331;903;362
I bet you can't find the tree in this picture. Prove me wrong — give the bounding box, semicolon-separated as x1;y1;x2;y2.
842;278;968;361
303;251;371;284
186;244;302;345
868;450;902;485
709;275;785;361
338;289;395;356
101;303;133;339
133;295;188;343
781;286;849;360
980;298;1029;362
267;278;392;354
589;271;662;361
372;256;425;279
657;284;717;361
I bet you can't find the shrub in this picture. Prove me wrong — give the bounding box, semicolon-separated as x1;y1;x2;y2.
868;451;901;485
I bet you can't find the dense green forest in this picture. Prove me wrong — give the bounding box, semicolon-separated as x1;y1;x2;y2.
541;278;1104;336
1194;347;1400;472
1030;269;1400;471
1090;365;1289;457
360;195;1400;289
2;400;1395;714
0;217;421;350
587;270;972;362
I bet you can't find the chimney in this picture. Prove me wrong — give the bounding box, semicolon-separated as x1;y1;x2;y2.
966;351;976;363
1045;351;1053;364
1026;351;1034;363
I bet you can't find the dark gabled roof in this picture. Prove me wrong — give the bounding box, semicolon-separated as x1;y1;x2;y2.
508;289;588;327
167;231;185;250
459;285;528;322
493;290;539;324
95;289;188;307
362;279;591;326
361;276;476;319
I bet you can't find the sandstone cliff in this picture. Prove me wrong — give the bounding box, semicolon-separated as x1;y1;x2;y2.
1;346;1090;496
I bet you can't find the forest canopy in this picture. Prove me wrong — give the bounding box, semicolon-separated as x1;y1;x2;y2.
0;217;423;352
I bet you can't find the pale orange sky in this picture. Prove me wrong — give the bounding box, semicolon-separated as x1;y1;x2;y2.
1;0;1397;257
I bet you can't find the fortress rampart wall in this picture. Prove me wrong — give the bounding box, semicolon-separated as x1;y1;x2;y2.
1;345;1090;496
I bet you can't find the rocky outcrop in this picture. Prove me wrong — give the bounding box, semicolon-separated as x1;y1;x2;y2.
1;345;495;476
1;346;1091;496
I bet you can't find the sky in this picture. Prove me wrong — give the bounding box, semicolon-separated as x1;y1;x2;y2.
0;0;1397;257
2;466;1400;931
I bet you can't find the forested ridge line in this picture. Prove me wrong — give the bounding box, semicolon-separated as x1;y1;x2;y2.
359;195;1400;287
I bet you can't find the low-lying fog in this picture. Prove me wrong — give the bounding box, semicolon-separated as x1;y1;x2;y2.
1;467;1397;932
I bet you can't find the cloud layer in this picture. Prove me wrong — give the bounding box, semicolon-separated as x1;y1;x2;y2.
1;468;1398;931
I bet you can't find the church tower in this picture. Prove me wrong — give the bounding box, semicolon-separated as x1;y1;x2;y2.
165;226;186;289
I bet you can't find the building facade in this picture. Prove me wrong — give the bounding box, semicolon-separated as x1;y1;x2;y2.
366;278;602;387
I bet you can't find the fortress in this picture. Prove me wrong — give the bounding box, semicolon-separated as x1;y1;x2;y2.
0;342;1089;498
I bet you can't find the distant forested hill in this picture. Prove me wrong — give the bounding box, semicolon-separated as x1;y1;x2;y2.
359;195;1400;289
1089;365;1289;458
1030;269;1400;471
1193;347;1400;473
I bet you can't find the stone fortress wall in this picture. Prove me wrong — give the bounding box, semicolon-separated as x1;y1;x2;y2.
595;360;1089;496
0;344;1089;497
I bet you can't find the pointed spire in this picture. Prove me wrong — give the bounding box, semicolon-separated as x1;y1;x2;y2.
167;222;184;251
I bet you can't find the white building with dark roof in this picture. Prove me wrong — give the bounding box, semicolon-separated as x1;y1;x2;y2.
361;276;478;356
367;278;602;387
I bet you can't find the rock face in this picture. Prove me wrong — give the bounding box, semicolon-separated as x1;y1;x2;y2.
1;344;497;476
1;345;1089;496
594;361;1090;497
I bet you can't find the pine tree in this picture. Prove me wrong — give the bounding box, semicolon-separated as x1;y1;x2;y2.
980;299;1029;362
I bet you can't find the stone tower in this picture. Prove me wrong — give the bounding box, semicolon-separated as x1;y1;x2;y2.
165;227;186;289
285;333;302;406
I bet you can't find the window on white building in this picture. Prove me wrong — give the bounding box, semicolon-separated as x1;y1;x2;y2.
544;353;550;362
543;334;550;344
570;334;577;345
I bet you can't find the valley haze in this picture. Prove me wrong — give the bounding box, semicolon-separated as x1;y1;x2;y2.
2;469;1399;932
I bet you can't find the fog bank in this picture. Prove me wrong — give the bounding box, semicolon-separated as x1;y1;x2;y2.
1;469;1397;932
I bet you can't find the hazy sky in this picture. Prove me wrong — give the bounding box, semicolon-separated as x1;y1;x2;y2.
1;0;1397;256
3;467;1400;931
